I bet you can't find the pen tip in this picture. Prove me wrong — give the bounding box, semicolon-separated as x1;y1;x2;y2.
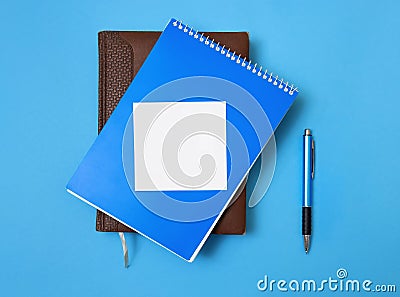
303;235;310;254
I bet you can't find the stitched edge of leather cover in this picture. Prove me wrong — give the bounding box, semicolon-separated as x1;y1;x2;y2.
96;31;248;234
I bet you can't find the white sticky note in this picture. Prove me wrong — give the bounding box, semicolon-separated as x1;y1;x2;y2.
133;101;227;191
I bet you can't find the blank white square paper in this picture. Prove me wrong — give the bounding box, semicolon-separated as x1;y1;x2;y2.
133;101;227;191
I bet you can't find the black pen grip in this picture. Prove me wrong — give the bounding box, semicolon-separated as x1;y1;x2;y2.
302;207;312;235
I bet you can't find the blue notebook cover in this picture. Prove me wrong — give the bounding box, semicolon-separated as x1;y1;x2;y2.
67;18;298;262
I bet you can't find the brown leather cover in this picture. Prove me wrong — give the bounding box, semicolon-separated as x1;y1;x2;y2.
96;31;249;234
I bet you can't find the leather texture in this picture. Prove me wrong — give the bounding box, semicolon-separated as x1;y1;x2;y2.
96;31;249;234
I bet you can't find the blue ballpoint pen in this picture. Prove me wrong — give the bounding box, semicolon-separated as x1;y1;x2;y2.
302;129;315;254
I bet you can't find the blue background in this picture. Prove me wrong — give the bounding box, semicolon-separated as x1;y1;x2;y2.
1;0;399;296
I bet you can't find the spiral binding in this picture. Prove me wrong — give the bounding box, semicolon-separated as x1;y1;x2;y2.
172;20;298;95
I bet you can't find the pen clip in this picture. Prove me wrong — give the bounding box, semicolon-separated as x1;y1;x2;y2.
311;139;315;179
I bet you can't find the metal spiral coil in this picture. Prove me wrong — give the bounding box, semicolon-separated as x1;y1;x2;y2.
172;20;298;96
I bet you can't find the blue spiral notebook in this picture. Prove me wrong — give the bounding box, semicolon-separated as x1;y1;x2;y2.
67;18;298;262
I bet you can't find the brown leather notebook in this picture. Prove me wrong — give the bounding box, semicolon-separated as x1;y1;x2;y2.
96;31;249;234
